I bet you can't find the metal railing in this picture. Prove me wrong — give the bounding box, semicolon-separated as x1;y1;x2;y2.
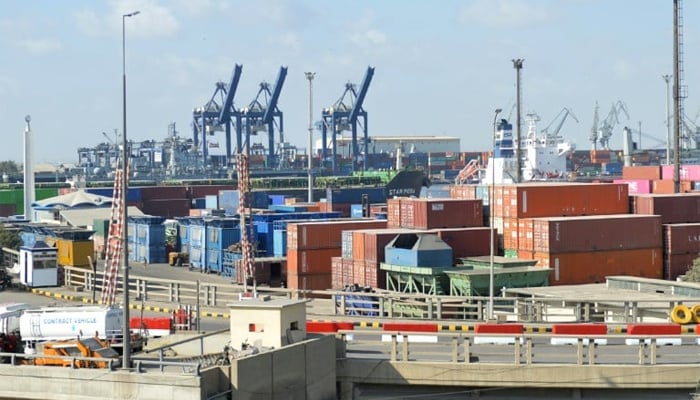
338;330;700;366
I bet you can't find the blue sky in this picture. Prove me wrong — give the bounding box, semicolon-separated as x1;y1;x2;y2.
0;0;697;165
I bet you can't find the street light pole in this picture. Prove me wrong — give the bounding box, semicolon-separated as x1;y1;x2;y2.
489;108;502;321
663;74;672;165
121;9;139;370
305;72;315;203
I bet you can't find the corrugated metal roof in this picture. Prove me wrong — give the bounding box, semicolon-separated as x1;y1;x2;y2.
59;206;144;228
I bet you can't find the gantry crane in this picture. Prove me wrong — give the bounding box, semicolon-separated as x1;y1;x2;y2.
218;64;243;159
321;66;375;173
591;100;629;150
234;66;287;168
541;107;579;137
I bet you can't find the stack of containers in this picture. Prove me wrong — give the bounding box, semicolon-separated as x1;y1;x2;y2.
130;216;166;264
286;219;387;291
140;186;190;218
205;218;238;273
614;165;659;195
519;214;662;285
634;193;700;280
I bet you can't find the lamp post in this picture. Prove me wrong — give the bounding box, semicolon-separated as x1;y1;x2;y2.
121;9;139;369
305;72;315;203
489;108;502;321
663;74;672;165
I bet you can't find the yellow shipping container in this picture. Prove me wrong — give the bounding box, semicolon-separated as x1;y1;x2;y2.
56;239;94;267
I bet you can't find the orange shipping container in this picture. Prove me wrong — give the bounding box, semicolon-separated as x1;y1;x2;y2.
652;180;675;194
287;219;387;250
533;248;662;286
387;198;402;228
622;165;661;180
494;183;629;218
331;257;344;289
363;228;411;263
502;217;519;251
352;260;367;287
518;219;534;252
286;248;341;275
286;272;332;292
364;260;384;288
449;184;477;200
352;231;366;260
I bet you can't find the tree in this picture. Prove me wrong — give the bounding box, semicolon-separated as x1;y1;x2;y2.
0;161;20;177
0;225;20;250
682;257;700;283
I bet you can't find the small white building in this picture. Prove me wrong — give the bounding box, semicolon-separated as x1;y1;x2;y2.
229;297;308;349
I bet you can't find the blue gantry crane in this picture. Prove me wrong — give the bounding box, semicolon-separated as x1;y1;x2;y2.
192;64;243;166
321;66;375;173
234;66;287;167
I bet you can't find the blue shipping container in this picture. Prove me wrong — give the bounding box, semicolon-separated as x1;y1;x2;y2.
350;204;364;218
273;229;287;256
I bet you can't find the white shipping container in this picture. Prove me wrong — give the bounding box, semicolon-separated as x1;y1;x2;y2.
19;306;123;342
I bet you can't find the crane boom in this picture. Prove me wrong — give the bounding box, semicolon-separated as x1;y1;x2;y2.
348;66;374;123
218;64;243;125
262;66;288;124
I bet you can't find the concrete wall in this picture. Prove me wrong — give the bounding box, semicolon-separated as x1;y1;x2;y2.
144;331;230;356
231;335;336;400
0;364;214;400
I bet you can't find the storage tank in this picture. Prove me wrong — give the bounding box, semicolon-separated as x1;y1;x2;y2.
19;306;123;343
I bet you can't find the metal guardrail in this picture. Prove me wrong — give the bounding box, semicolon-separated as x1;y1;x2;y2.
61;265;700;324
338;330;700;366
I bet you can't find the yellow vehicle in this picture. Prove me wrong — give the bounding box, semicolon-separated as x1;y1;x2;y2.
168;252;189;266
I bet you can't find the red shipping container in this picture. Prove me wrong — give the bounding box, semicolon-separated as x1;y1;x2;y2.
398;198;482;229
634;193;700;224
287;219;387;250
431;227;494;262
331;257;344;289
387;198;402;228
532;214;662;254
342;258;354;286
141;198;191;218
0;204;16;217
140;186;188;201
533;248;662;286
622;165;661;180
364;260;385;288
613;179;652;194
664;252;696;281
363;229;411;263
449;184;477;200
652;180;675;194
286;248;341;274
286;273;332;292
664;223;700;254
188;185;234;199
495;183;629;218
352;260;367;287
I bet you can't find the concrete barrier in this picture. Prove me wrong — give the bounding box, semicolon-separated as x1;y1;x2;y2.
625;323;682;346
550;323;608;345
473;323;523;345
381;323;439;343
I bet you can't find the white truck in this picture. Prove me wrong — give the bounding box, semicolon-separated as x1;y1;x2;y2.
19;305;124;345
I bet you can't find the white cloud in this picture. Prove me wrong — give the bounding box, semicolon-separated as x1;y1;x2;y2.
458;0;549;28
16;38;62;55
75;0;180;38
348;10;388;48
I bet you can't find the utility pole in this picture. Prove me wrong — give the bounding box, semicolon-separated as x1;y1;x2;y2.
663;74;672;165
673;0;681;193
512;59;524;183
305;72;315;203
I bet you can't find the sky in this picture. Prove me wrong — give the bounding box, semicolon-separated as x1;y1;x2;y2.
0;0;697;165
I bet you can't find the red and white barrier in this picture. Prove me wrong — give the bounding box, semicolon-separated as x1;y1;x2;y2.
550;323;608;345
473;323;523;345
381;322;438;343
625;324;682;346
130;317;173;337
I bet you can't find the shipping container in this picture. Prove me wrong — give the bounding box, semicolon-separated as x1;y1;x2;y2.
364;260;384;288
448;184;477;200
663;252;696;281
56;239;94;267
502;217;519;251
352;260;367;287
286;248;341;274
622;165;662;180
273;229;287;257
533;248;662;285
613;179;652;195
286;219;387;251
634;193;700;223
140;186;188;201
351;230;365;260
362;228;412;263
286;272;332;292
664;223;700;255
188;185;234;199
532;214;662;254
341;231;354;259
494;183;629;218
398;198;483;229
661;164;700;181
140;198;191;218
387;198;401;228
431;227;495;262
517;219;534;252
331;257;344;289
